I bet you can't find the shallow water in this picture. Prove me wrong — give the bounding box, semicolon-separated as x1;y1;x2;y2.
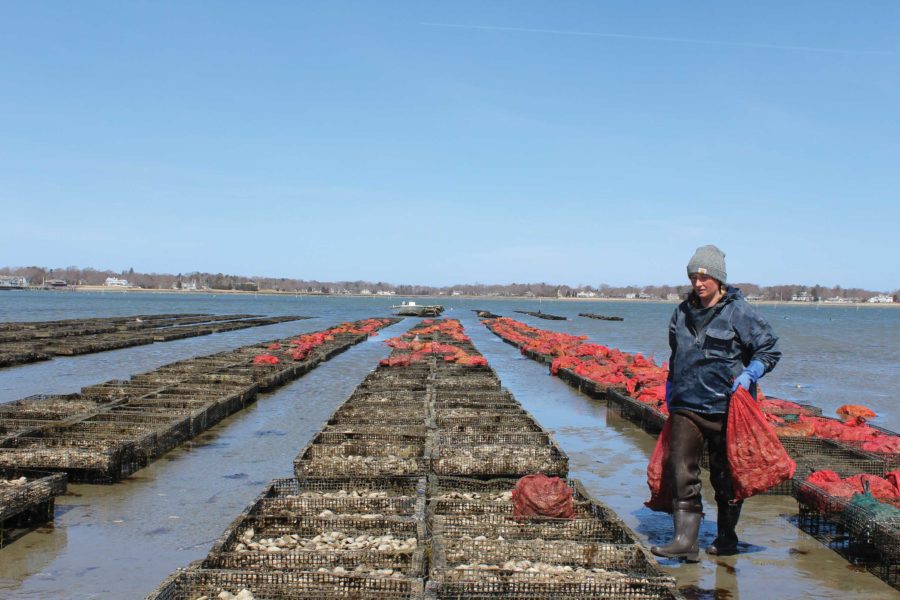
0;291;898;598
0;317;411;598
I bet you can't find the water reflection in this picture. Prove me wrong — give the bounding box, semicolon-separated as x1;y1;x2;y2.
678;561;740;600
0;520;69;592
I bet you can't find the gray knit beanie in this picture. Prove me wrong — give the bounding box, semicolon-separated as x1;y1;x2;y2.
686;245;727;284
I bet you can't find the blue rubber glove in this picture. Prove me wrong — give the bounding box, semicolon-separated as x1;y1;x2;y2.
732;359;766;392
665;380;672;408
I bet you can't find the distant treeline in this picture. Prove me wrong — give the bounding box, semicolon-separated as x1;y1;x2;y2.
1;265;895;302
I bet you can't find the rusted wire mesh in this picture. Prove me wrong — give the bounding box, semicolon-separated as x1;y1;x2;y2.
148;567;425;600
432;440;568;479
0;468;67;523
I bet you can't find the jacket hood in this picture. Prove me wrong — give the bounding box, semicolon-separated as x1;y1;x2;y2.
723;286;743;303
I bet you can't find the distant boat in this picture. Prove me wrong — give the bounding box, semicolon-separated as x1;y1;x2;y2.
390;301;444;317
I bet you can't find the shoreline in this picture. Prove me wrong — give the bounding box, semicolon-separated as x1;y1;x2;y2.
6;286;897;307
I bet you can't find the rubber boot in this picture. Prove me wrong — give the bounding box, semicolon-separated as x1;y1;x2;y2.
651;500;702;562
707;501;742;556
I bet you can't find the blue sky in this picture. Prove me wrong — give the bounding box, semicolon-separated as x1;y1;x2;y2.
1;1;898;290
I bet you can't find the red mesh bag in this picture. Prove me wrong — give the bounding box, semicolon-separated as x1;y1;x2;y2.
252;354;280;365
844;474;900;500
864;437;900;454
885;470;900;493
511;474;574;519
775;421;816;437
645;418;673;513
728;386;796;500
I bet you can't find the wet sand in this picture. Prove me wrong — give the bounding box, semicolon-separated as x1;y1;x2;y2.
0;313;897;598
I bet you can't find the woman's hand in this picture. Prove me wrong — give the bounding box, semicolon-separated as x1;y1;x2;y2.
732;360;766;392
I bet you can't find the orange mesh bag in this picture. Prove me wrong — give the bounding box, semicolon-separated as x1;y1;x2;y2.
836;404;877;421
645;418;674;512
728;387;796;500
512;474;574;519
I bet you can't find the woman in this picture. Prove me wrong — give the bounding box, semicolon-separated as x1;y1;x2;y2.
651;245;781;561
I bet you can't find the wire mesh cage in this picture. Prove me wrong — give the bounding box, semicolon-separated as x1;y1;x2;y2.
435;399;523;411
432;536;668;576
427;534;678;600
0;437;142;483
346;390;427;405
148;567;425;600
325;424;431;437
0;467;67;524
781;437;886;478
254;477;425;518
435;433;554;448
424;574;680;600
429;478;638;544
330;404;429;424
433;377;502;391
606;390;651;427
0;394;102;421
294;443;428;478
312;432;429;446
427;477;635;541
0;419;59;444
432;438;568;479
794;480;900;590
80;380;165;402
436;411;542;434
204;506;425;576
433;512;638;545
433;389;513;402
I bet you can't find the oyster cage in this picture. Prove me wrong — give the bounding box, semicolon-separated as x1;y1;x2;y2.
148;566;425;600
293;438;430;478
794;482;900;591
432;537;660;570
427;477;640;544
781;437;886;478
606;390;661;433
432;505;636;541
436;410;541;434
0;467;67;547
253;477;426;520
203;475;427;576
432;438;568;479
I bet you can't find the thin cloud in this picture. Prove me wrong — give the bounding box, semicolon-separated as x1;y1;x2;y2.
421;22;896;56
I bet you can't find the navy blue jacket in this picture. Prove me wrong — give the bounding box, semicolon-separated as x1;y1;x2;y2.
667;287;781;414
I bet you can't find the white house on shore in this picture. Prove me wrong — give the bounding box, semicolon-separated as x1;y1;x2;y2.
104;277;130;287
867;294;895;304
0;276;28;288
791;291;814;302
